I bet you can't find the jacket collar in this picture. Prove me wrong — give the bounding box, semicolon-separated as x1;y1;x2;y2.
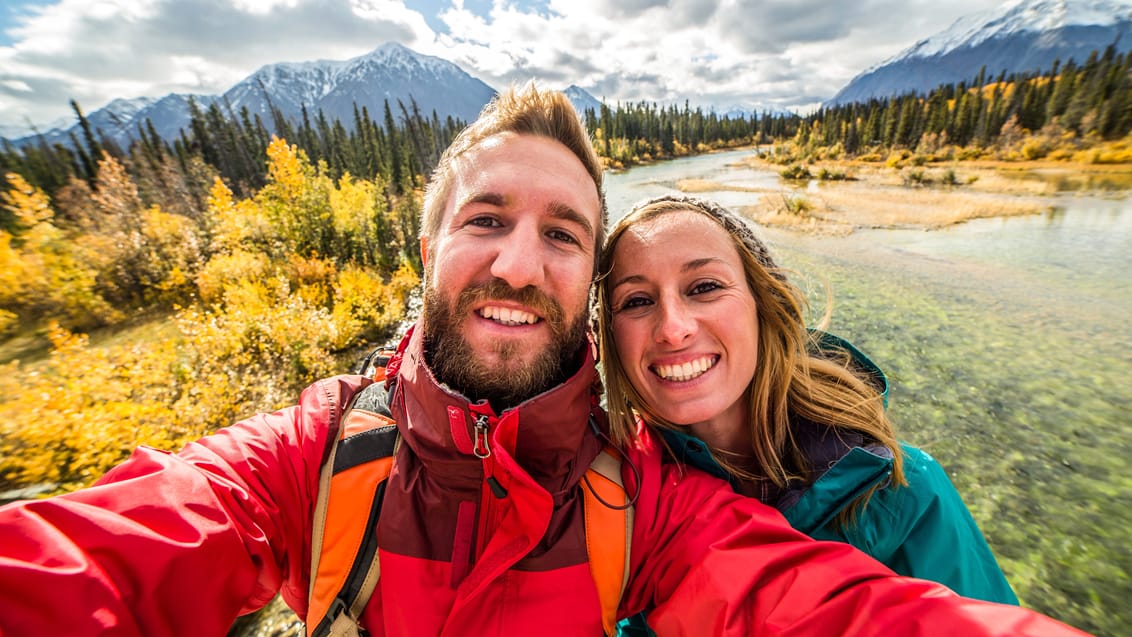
659;420;894;533
389;321;603;496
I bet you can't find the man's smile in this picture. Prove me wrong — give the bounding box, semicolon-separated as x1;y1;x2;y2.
476;304;541;326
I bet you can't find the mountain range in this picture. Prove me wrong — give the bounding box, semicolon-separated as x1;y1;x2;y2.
830;0;1132;105
11;43;500;150
8;0;1130;149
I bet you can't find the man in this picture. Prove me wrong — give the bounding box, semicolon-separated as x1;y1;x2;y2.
0;84;1088;636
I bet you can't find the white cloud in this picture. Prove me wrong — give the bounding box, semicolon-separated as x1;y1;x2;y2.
232;0;301;14
2;79;33;92
0;0;1010;134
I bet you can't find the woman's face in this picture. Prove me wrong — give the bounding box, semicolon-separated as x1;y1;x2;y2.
607;210;759;437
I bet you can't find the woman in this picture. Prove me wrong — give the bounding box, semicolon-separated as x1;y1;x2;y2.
594;196;1017;633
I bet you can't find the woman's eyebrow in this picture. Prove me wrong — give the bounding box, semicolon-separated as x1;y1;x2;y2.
611;257;726;290
683;257;725;272
610;273;646;291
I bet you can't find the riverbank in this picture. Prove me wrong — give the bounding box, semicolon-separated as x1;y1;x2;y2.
673;153;1132;234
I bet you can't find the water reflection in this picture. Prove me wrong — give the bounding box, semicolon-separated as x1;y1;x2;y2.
604;150;776;216
998;167;1132;192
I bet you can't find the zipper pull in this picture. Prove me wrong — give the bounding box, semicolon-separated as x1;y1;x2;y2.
473;413;491;459
472;413;508;498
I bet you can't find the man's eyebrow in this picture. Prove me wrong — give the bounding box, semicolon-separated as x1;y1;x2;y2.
548;201;595;242
456;191;507;210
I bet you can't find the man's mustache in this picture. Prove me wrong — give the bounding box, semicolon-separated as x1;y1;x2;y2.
452;279;566;334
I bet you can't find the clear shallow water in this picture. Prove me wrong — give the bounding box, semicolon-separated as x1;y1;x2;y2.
604;149;780;214
605;151;1132;636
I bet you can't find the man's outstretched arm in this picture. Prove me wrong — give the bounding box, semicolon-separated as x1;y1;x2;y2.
622;449;1089;637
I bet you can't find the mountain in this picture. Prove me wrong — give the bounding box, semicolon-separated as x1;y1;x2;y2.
10;43;496;149
222;42;496;132
829;0;1132;105
715;104;796;119
563;85;603;116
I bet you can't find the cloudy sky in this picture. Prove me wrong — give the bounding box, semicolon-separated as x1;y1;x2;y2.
0;0;1010;135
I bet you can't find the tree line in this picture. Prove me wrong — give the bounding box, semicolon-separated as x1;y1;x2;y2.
586;45;1132;166
791;45;1132;161
0;91;450;341
1;93;461;203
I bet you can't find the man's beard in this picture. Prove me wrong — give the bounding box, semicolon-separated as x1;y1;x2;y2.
422;278;587;411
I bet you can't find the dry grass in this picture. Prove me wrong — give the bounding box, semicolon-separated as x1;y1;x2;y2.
675;178;762;193
729;156;1066;233
806;183;1047;229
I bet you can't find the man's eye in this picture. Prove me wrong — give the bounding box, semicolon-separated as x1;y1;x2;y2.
548;229;578;245
690;281;722;295
468;216;501;228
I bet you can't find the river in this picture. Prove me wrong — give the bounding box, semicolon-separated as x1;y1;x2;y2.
604;149;1131;636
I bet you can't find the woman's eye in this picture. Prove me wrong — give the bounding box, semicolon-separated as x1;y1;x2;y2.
690;281;722;295
619;296;652;311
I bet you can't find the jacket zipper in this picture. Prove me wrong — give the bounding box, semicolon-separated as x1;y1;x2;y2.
474;413;508;498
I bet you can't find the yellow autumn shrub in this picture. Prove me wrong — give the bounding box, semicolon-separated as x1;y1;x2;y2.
285;253;338;308
208;177;275;253
330;262;419;350
0;325;187;490
196;249;273;306
0;140;427;496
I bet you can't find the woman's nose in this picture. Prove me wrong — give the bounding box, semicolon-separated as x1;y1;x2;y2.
655;298;695;344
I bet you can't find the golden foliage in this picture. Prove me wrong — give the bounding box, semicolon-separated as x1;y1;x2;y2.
2;172;54;232
0;324;185;490
1;141;422;493
330;262;418;350
195;249;272;306
264;137;308;202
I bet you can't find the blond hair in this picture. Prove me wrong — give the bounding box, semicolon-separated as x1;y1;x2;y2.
595;196;905;524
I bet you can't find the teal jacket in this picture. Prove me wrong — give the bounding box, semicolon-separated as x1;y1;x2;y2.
617;334;1017;636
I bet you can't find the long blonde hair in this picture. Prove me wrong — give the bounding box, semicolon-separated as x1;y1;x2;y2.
594;196;905;521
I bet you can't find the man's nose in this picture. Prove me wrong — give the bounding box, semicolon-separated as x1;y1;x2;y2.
655;297;695;345
489;227;545;289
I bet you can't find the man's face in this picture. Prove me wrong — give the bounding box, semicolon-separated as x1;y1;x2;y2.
421;132;601;409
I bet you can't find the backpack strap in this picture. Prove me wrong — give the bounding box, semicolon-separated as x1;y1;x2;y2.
307;381;399;637
583;446;634;636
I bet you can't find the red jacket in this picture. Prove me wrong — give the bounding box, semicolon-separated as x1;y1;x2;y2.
0;325;1089;636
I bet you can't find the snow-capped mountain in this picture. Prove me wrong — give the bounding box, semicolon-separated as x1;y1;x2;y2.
829;0;1132;105
563;85;603;117
10;43;495;149
222;42;495;132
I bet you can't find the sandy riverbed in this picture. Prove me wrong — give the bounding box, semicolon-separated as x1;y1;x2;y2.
676;156;1132;234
